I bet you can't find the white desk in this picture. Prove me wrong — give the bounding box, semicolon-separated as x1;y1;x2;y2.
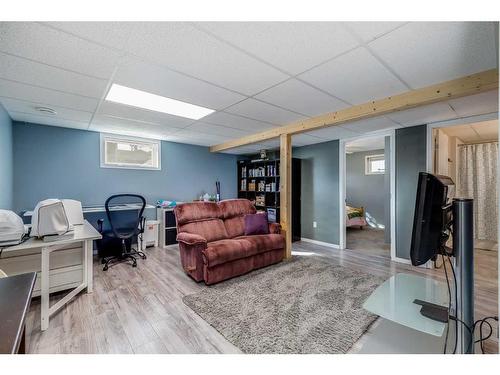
1;221;101;331
363;273;448;337
23;203;156;217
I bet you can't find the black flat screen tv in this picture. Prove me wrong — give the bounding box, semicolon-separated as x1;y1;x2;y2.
410;172;455;266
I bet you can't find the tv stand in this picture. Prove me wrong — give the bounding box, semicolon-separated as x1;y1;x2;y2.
363;198;475;354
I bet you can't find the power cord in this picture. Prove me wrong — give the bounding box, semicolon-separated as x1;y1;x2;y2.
441;254;451;354
446;254;459;353
443;253;498;354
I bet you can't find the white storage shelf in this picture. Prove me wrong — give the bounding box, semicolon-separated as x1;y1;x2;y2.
157;207;178;248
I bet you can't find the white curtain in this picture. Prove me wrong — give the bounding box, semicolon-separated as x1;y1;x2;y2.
457;142;498;242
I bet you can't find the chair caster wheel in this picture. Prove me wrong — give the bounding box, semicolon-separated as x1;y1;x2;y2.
132;262;137;268
103;265;108;271
143;255;147;260
101;258;106;264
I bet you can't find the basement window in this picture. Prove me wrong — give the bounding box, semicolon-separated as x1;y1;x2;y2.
100;134;161;170
365;154;385;175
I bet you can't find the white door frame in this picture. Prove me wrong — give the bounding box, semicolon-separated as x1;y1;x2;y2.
339;129;397;261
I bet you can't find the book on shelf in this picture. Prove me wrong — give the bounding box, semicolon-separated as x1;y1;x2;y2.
248;180;256;191
266;164;277;177
248;166;266;177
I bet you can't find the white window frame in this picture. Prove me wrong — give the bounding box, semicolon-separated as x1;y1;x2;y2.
365;154;385;175
100;133;161;171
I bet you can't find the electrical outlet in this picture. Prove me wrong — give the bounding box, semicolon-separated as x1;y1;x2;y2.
313;221;317;228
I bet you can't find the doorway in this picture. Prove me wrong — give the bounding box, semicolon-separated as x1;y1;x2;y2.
428;118;498;351
339;131;396;259
430;119;498;252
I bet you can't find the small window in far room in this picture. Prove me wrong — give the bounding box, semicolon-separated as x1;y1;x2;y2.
100;134;161;170
365;154;385;175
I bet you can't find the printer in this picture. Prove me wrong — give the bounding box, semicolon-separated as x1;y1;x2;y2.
30;199;84;240
0;210;28;246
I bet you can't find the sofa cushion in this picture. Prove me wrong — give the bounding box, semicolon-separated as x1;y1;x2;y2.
244;213;269;235
219;199;256;238
219;199;256;219
203;234;285;267
179;219;228;243
236;234;285;252
174;202;222;225
203;239;255;267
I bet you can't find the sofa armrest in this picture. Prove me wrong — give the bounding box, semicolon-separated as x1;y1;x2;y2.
176;232;208;246
269;222;281;234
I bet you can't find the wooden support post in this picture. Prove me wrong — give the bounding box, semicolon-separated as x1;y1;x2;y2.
210;69;498;152
280;133;292;259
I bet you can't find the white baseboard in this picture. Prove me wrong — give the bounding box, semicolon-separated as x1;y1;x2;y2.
300;237;340;249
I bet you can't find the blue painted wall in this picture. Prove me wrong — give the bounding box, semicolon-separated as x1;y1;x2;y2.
395;125;427;259
0;104;13;209
346;149;387;228
13;122;237;212
294;140;340;244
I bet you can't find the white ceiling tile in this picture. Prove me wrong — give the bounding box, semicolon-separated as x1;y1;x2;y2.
0;97;92;123
344;22;406;42
304;125;359;140
163;137;214;147
225;98;307;125
441;125;481;142
10;111;89;130
202;111;277;132
341;116;401;134
255;79;348;116
185;121;253;138
124;22;289;96
196;22;359;75
369;22;497;89
0;22;121;79
0;52;107;98
114;57;245;110
448;90;499;118
345;136;386;152
292;134;325;146
0;79;99;112
386;102;458;126
97;101;195;129
90;116;179;140
166;129;233;146
299;47;407;104
91;114;184;132
44;22;134;50
469;120;498;140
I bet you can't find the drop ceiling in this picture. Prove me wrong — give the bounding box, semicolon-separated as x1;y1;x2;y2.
441;119;499;143
0;21;498;154
345;135;386;153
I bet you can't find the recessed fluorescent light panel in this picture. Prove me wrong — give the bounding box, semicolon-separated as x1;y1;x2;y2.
105;84;215;120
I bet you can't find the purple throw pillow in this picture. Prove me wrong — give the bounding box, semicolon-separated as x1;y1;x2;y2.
244;213;269;235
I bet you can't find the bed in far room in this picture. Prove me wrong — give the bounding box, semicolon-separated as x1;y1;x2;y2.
346;205;367;229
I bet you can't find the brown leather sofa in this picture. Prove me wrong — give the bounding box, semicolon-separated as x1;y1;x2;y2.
174;199;285;285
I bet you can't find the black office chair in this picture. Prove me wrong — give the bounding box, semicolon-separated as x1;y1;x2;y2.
97;194;147;271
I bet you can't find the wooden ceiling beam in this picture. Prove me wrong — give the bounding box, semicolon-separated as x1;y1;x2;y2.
210;69;498;152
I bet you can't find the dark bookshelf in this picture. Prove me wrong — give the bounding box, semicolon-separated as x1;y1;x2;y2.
237;157;301;241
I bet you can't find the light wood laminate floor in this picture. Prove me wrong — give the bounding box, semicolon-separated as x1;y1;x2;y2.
25;241;498;354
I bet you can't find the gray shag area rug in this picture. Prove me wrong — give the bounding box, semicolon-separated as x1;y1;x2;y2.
183;256;385;354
